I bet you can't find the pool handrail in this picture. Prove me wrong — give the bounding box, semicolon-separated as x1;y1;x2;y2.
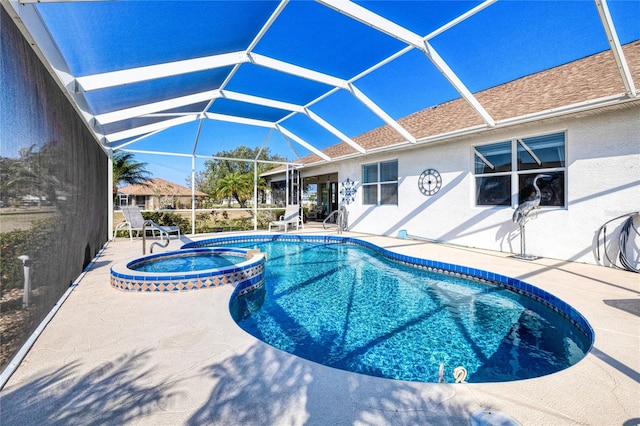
323;206;348;234
142;220;169;254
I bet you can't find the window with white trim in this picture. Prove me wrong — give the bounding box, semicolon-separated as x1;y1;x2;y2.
474;132;566;207
362;160;398;205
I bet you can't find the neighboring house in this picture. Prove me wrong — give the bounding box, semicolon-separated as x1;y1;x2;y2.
118;178;208;210
265;42;640;266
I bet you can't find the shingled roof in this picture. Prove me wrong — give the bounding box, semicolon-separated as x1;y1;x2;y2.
118;178;207;197
282;40;640;168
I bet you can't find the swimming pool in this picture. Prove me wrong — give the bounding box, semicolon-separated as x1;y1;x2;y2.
184;235;593;383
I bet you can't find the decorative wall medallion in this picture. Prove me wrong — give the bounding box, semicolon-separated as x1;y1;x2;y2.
340;178;357;205
418;169;442;196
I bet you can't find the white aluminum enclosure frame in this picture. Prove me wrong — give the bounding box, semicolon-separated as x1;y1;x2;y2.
3;0;508;160
2;0;636;240
5;0;635;158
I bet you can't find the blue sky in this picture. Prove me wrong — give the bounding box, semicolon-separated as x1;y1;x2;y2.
8;1;640;186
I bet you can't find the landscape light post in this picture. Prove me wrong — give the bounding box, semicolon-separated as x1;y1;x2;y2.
17;255;31;308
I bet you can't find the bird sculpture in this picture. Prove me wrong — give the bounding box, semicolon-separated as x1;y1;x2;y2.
512;174;550;226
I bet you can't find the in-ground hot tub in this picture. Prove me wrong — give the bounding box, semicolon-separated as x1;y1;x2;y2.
110;247;265;293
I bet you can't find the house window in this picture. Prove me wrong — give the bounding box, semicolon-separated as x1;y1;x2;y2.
362;160;398;205
474;132;566;207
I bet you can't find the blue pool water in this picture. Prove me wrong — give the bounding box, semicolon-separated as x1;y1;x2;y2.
130;253;246;273
194;238;591;383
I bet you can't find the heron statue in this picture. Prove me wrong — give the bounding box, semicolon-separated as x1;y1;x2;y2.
512;174;550;226
512;174;550;260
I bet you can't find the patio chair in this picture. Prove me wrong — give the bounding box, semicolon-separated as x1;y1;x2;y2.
116;206;180;242
269;204;303;232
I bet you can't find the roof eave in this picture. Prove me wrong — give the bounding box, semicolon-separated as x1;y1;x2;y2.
272;92;639;174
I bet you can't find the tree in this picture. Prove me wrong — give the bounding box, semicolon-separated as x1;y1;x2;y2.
0;142;64;207
152;182;177;209
0;150;39;205
194;146;286;208
214;172;253;208
112;151;151;198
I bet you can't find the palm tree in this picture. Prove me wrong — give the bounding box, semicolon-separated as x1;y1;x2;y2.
214;172;253;208
112;151;151;199
0;143;63;207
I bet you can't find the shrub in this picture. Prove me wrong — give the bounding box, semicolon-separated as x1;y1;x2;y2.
0;217;57;294
143;211;190;234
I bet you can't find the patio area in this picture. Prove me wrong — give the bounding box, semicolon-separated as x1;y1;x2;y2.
0;226;638;425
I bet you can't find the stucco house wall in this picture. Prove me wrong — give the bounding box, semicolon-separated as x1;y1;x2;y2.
301;103;639;265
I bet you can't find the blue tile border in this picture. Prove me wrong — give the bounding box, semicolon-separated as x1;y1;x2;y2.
110;247;265;293
184;234;594;342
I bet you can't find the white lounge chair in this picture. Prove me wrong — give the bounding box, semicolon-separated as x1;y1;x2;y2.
269;204;303;232
116;206;181;242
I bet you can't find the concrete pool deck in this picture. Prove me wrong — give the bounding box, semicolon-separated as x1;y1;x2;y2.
0;227;638;425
